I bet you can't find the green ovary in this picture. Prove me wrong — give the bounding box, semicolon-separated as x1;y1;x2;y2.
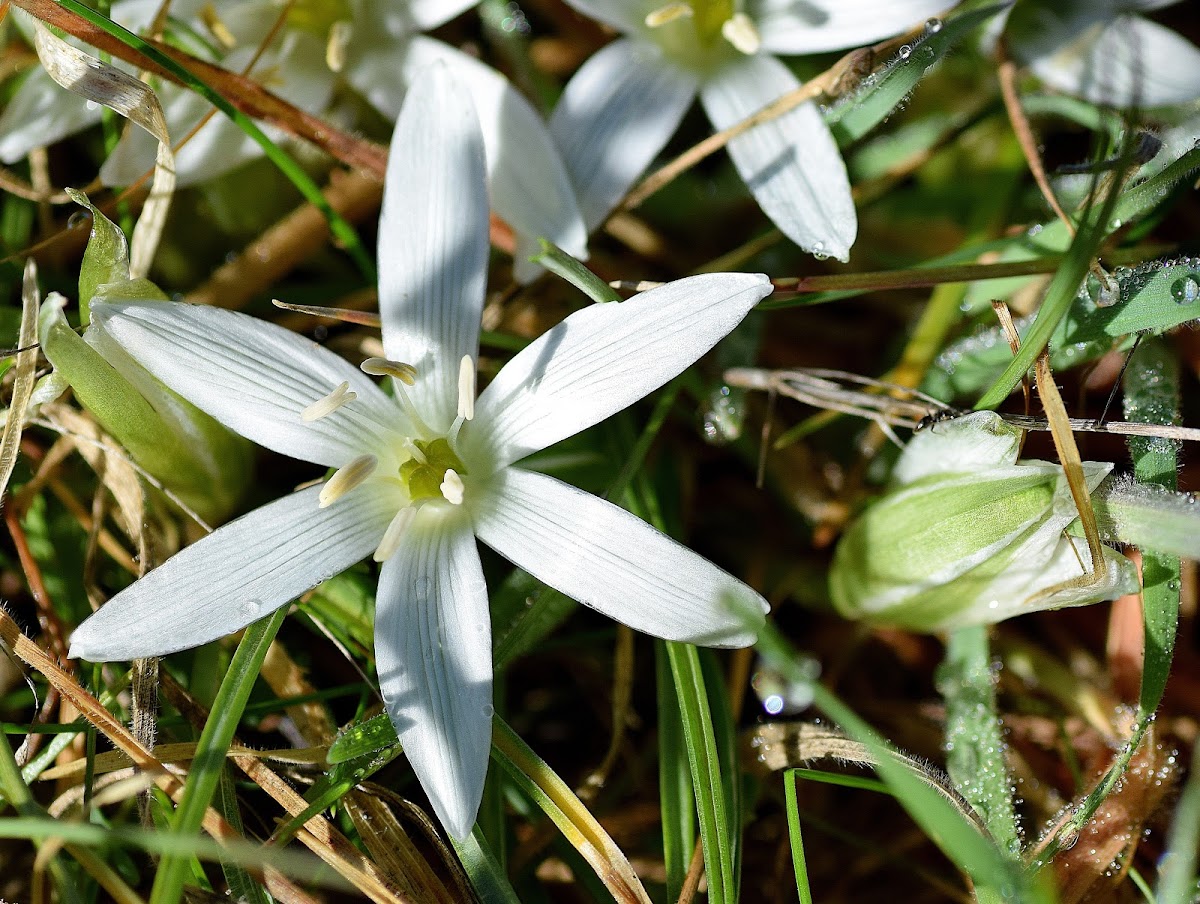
399;437;467;502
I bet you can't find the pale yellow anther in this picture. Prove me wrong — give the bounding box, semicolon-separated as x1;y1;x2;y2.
374;505;418;562
440;469;465;506
361;357;418;385
721;13;761;54
646;2;693;27
326;19;353;72
200;3;237;49
302;381;356;422
458;355;476;421
318;454;378;508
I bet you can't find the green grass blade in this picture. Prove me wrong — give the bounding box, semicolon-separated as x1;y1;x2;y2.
655;641;694;903
826;3;1010;146
1123;337;1181;716
52;0;375;281
783;770;814;904
150;608;287;904
451;827;523;904
665;640;735;904
1156;745;1200;904
941;626;1022;857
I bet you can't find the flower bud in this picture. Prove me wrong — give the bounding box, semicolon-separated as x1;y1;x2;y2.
830;412;1139;631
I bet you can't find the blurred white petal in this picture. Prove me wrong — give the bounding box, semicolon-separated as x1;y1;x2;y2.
474;468;767;647
376;508;491;841
403;38;588;264
69;485;395;660
0;69;101;164
468;273;771;469
560;0;649;35
701;54;856;260
549;38;698;230
755;0;953;54
378;63;488;432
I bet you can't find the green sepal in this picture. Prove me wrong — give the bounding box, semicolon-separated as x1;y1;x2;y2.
39;296;252;522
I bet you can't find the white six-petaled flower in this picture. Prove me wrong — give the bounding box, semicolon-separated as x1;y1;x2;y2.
68;66;771;840
549;0;953;261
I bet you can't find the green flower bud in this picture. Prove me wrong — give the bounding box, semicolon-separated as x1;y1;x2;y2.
830;412;1139;632
39;193;253;522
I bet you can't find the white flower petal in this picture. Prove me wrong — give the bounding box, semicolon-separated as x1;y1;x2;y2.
701;55;856;261
754;0;953;55
0;69;101;164
402;0;478;30
402;38;589;265
467;273;771;469
473;468;767;647
89;301;398;467
375;509;491;841
100;34;335;187
378;63;488;432
549;38;699;230
560;0;648;36
1023;13;1200;107
69;485;394;661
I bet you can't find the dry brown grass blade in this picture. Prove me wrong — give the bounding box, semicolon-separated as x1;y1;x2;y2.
0;610;328;903
0;261;41;502
157;670;417;904
10;0;389;175
188;170;383;310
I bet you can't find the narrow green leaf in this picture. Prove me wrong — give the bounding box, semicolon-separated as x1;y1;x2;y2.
666;641;734;904
326;712;396;764
1122;338;1181;715
783;770;814;904
655;642;693;903
151;608;287;904
451;827;523;904
940;626;1021;857
826;4;1010;146
1156;745;1200;904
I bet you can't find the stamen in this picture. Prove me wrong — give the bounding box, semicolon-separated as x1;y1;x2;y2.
646;2;693;27
457;355;476;421
373;505;418;562
721;13;761;54
302;381;357;422
440;469;465;506
401;438;428;464
318;454;378;508
325;19;353;72
200;4;237;49
361;357;418;385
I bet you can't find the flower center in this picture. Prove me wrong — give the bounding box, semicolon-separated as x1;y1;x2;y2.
303;354;480;562
644;1;760;59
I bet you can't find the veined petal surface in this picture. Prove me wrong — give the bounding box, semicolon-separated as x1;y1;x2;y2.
467;273;771;470
375;508;491;841
69;485;395;661
549;38;698;230
90;301;398;467
1022;13;1200;107
754;0;953;55
379;63;488;431
402;38;589;267
700;54;856;261
473;468;767;647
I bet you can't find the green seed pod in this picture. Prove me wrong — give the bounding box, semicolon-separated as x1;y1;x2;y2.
830;412;1139;632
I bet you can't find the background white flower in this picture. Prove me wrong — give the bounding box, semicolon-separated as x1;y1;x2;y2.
0;0;334;186
68;66;771;840
1000;0;1200;108
549;0;952;261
